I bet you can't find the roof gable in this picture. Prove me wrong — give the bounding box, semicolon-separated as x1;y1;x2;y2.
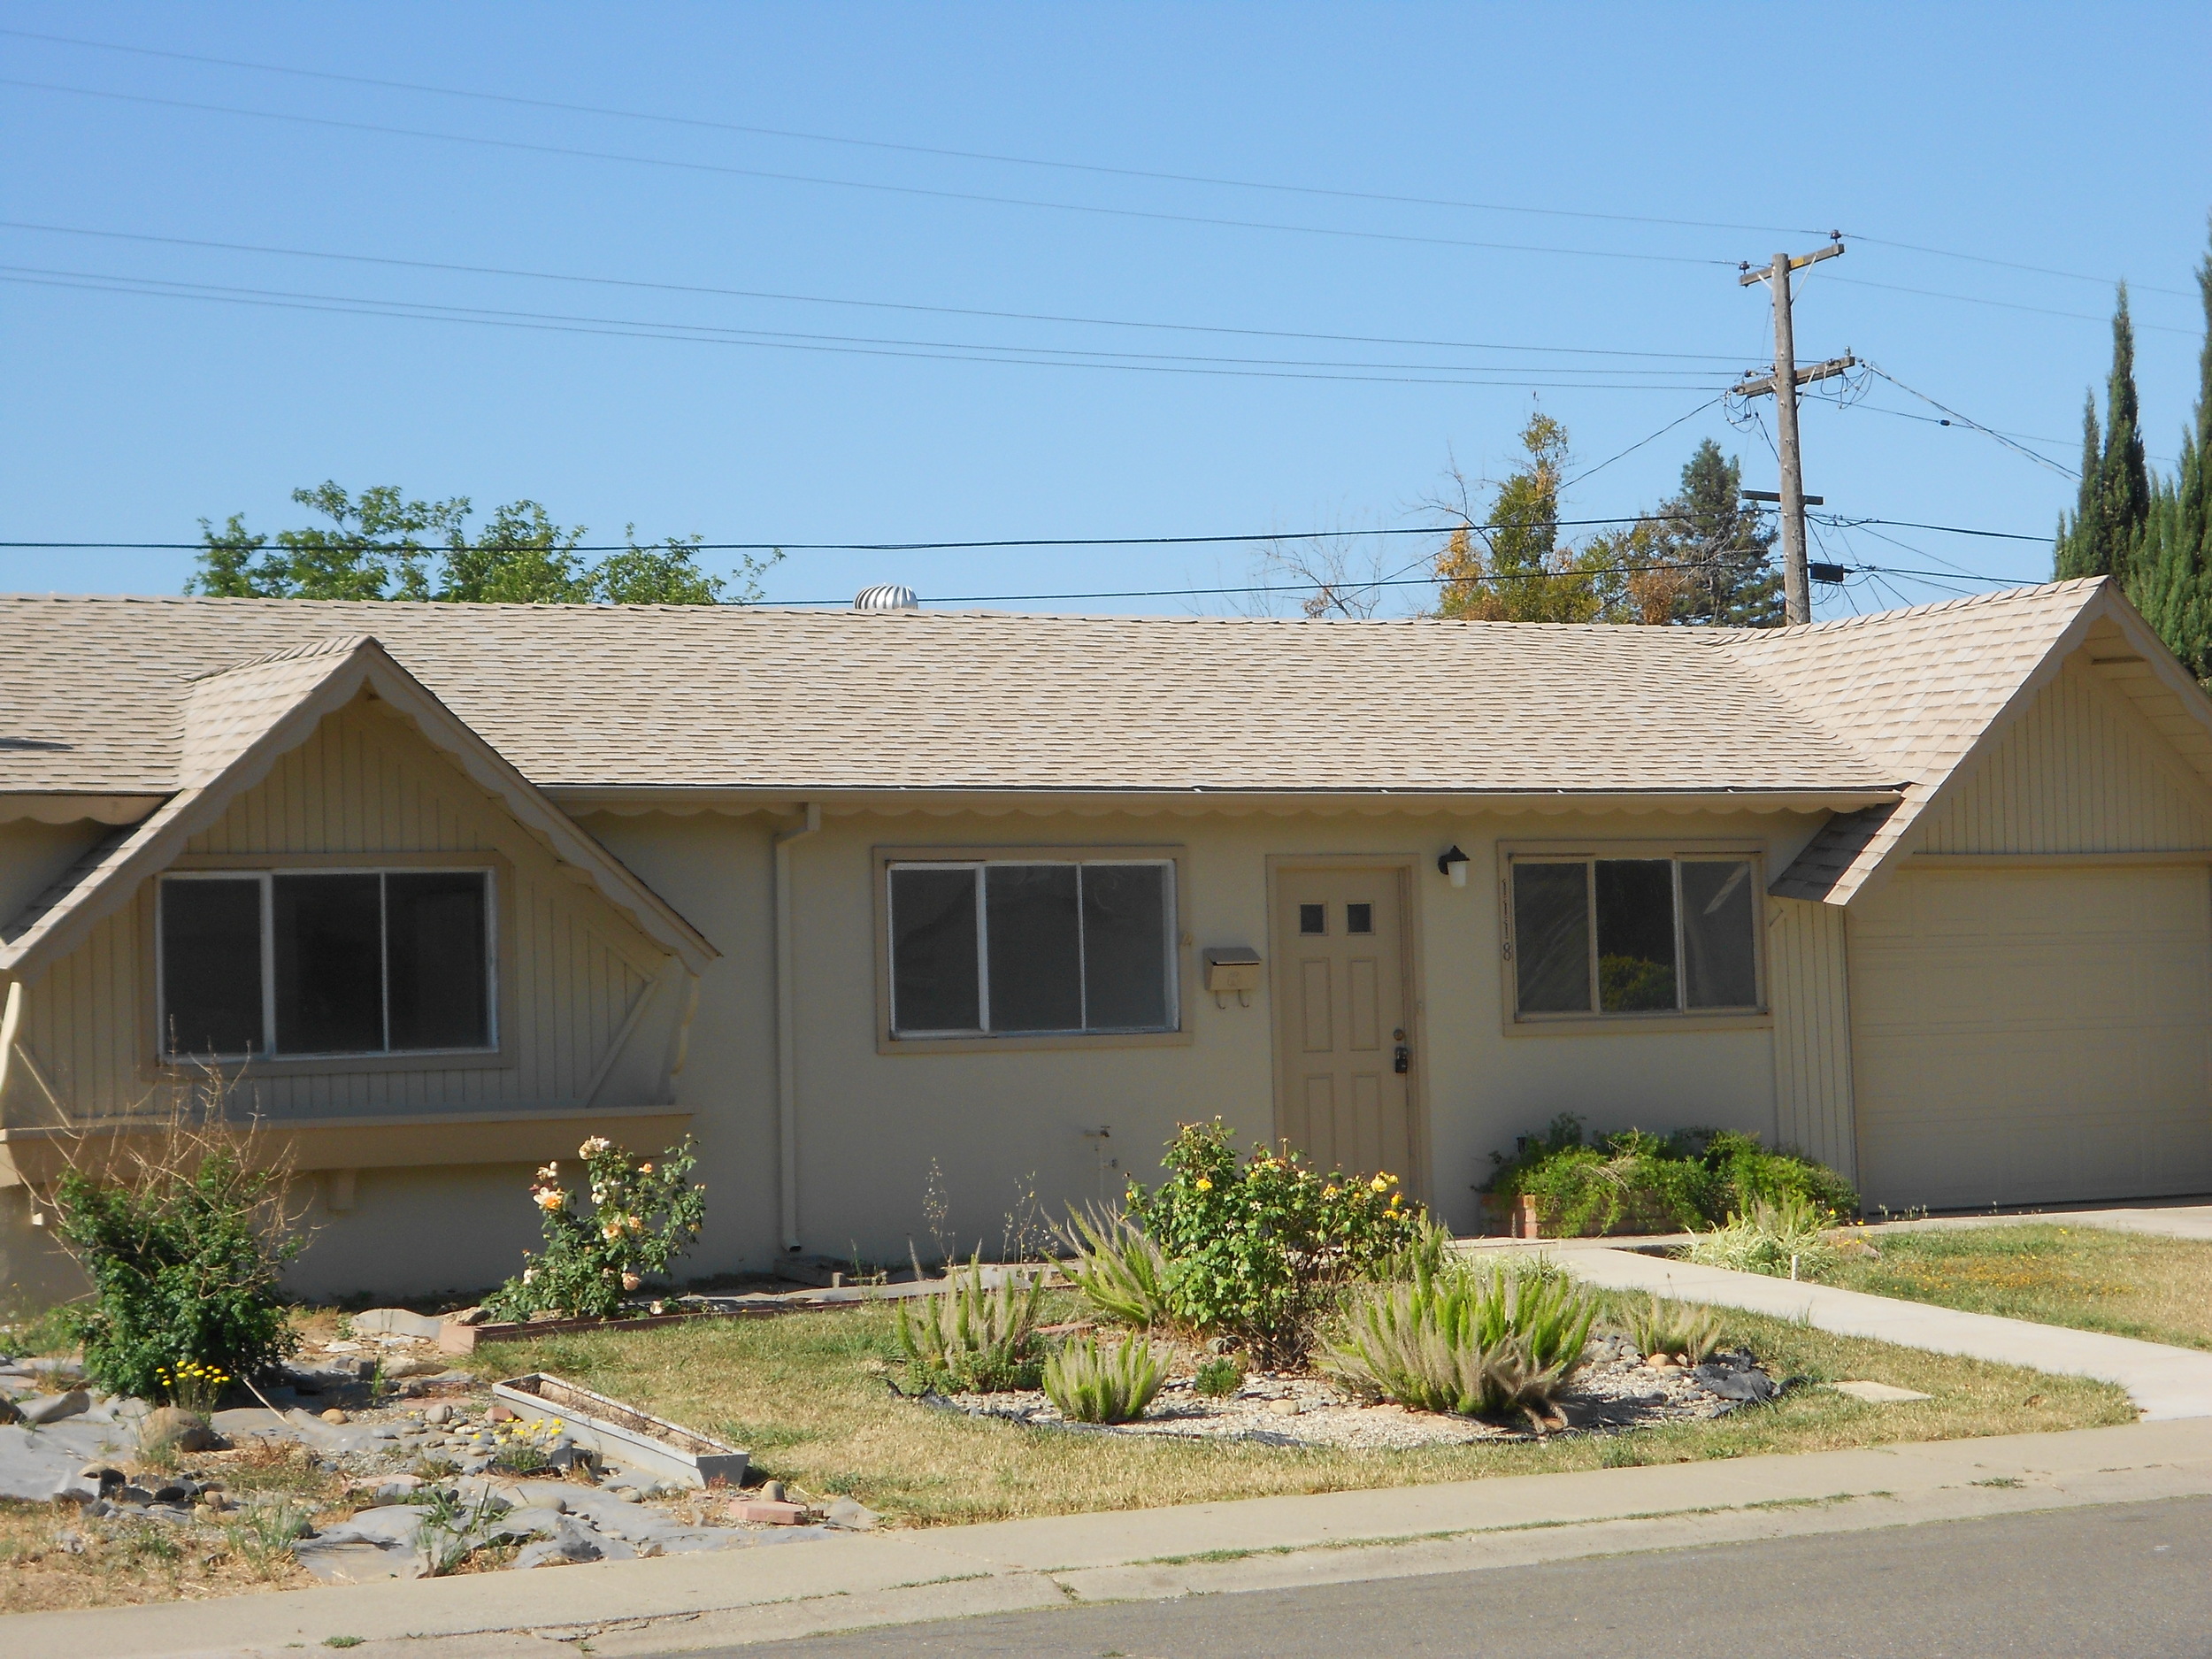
1;635;716;980
1742;579;2212;902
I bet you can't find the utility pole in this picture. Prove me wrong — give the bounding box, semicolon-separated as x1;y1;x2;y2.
1734;237;1851;624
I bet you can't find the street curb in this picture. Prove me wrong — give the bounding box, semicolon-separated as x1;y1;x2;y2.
10;1417;2212;1657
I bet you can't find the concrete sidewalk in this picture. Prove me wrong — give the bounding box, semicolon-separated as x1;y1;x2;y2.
1555;1247;2212;1419
10;1419;2212;1658
1858;1203;2212;1245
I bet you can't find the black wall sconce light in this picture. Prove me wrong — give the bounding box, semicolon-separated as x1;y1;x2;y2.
1437;845;1470;887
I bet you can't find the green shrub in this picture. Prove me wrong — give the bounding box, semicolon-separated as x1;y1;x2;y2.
50;1118;304;1401
1056;1206;1172;1329
1622;1293;1724;1363
1193;1355;1244;1397
1320;1259;1595;1424
895;1255;1044;1393
485;1137;706;1323
1044;1335;1164;1424
1124;1119;1423;1368
1687;1194;1840;1279
1484;1116;1855;1237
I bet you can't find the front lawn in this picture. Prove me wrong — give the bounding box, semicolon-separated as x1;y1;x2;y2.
1820;1223;2212;1353
486;1290;2130;1527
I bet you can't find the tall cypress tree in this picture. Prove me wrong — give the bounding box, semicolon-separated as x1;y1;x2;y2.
2124;226;2212;680
2056;285;2153;585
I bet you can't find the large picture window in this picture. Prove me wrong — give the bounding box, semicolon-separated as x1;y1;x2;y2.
1509;855;1759;1020
887;859;1177;1038
158;870;495;1058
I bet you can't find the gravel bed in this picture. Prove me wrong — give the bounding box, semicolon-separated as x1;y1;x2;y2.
927;1334;1778;1448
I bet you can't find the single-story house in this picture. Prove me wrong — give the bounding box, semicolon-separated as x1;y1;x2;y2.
4;575;2209;1301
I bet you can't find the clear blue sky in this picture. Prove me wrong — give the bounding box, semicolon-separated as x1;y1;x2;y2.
3;3;2207;618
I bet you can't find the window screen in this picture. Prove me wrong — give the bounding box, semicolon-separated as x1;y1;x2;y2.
158;870;493;1058
159;878;265;1056
1680;861;1758;1008
887;860;1175;1036
1511;855;1758;1019
1511;862;1591;1014
387;872;492;1048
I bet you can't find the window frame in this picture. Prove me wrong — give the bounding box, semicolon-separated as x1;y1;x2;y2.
873;843;1191;1053
1497;840;1770;1034
146;853;511;1073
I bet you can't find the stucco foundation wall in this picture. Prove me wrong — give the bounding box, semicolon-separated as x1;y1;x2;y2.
629;803;1832;1263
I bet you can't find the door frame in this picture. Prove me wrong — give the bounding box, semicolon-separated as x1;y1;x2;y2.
1263;854;1432;1206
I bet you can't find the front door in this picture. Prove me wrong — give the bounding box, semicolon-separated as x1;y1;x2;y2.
1272;866;1414;1180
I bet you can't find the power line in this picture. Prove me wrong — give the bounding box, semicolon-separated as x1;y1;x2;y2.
0;80;1739;268
0;222;1748;364
0;266;1740;389
1826;273;2200;336
1839;234;2193;302
1857;364;2079;480
0;27;1839;242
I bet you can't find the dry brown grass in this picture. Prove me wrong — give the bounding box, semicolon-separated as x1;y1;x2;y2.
488;1289;2132;1528
1821;1223;2212;1351
0;1439;343;1615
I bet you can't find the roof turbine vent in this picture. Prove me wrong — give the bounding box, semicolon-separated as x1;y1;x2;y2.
853;583;918;611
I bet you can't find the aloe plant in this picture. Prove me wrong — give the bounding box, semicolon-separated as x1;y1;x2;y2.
1319;1260;1594;1424
1055;1207;1172;1329
1043;1335;1164;1425
895;1255;1043;1393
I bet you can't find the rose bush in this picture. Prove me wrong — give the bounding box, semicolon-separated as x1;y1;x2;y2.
485;1136;706;1321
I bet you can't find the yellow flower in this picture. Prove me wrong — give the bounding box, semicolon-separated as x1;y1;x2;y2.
1370;1175;1390;1192
1324;1185;1340;1198
1389;1193;1404;1209
1194;1177;1213;1191
639;1162;654;1174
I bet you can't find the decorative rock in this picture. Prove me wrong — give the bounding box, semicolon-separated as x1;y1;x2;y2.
760;1479;787;1502
77;1464;126;1497
487;1402;517;1423
1266;1398;1303;1416
381;1358;446;1379
119;1483;156;1506
1647;1354;1678;1370
320;1408;350;1425
609;1486;641;1502
424;1403;453;1426
352;1309;447;1341
19;1390;91;1426
449;1306;488;1327
825;1496;879;1532
114;1397;153;1422
139;1407;219;1454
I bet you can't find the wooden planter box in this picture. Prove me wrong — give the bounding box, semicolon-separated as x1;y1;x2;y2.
493;1371;749;1489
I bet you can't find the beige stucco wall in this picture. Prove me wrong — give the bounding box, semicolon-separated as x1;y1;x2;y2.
588;801;1835;1266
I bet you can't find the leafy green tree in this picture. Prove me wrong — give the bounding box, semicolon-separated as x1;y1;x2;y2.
1434;413;1612;622
2057;285;2154;584
188;482;778;604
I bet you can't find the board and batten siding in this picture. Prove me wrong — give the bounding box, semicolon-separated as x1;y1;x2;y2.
1916;657;2212;856
10;695;666;1125
1765;896;1855;1180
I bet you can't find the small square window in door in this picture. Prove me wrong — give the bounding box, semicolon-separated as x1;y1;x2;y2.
1346;902;1373;934
1299;902;1326;934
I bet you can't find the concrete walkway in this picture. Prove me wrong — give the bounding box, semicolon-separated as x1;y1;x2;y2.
1552;1248;2212;1420
10;1418;2212;1659
1857;1203;2212;1245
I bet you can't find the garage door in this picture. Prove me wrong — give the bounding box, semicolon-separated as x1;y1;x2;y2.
1851;864;2212;1210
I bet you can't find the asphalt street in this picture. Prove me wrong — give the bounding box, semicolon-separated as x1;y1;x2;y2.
701;1495;2212;1657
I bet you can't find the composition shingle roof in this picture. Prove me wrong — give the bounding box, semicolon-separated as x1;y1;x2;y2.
5;579;2195;911
2;592;1924;798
